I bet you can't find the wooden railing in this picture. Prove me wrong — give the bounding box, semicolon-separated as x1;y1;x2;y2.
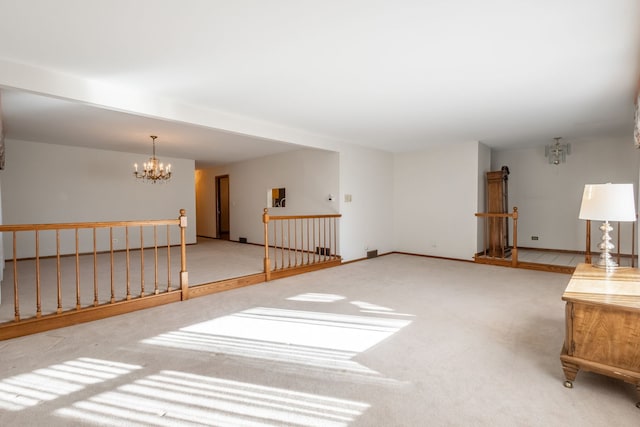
476;209;637;272
0;208;346;339
475;207;519;267
0;210;188;339
262;209;342;280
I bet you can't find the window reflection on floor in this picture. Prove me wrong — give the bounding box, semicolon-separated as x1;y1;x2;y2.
142;306;412;378
2;294;411;426
0;358;142;411
56;370;369;427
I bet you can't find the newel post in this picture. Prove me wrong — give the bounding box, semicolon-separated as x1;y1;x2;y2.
263;208;271;281
179;209;189;300
511;207;518;267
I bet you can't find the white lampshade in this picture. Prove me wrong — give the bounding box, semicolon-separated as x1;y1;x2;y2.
578;183;636;222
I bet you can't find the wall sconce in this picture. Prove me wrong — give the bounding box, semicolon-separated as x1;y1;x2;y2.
578;183;636;269
545;137;570;165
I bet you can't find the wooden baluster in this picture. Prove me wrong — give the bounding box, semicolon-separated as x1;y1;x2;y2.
314;218;318;263
323;217;327;261
326;217;330;259
110;227;115;303
35;230;42;317
13;232;19;321
154;225;159;294
271;220;276;271
303;218;307;264
287;219;292;268
56;230;62;313
294;218;298;267
311;218;315;263
281;219;285;270
333;217;338;259
272;221;277;271
330;217;334;259
263;208;271;280
329;217;332;259
484;216;488;257
75;228;81;310
140;225;145;297
125;226;131;300
93;228;99;306
179;209;188;300
512;207;519;267
501;215;505;258
166;225;171;291
273;221;278;271
306;218;310;265
326;217;329;261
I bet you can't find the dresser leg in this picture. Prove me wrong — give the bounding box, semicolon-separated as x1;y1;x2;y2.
561;359;579;388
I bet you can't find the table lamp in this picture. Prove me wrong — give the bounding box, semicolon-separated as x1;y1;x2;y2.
578;183;636;269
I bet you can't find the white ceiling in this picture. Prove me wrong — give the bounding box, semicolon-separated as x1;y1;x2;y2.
0;0;638;167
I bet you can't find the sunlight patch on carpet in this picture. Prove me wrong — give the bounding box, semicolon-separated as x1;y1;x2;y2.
142;307;412;376
287;293;346;302
0;358;142;411
55;370;369;427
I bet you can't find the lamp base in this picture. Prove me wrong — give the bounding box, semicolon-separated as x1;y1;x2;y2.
592;220;619;271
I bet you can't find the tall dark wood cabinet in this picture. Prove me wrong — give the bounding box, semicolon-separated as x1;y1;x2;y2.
486;166;510;257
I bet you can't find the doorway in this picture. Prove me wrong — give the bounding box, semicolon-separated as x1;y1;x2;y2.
216;175;230;240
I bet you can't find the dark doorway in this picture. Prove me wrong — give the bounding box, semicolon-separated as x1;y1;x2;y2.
216;175;230;240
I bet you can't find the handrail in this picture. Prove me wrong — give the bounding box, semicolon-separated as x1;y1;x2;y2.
263;209;342;281
267;214;342;220
0;218;178;232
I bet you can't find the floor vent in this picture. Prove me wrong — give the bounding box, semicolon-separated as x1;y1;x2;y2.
367;249;378;259
239;237;248;243
315;247;331;256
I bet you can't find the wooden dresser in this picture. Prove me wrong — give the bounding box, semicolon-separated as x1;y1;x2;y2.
561;263;640;407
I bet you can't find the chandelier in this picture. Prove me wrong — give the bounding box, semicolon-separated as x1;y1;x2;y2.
544;137;571;165
133;135;172;183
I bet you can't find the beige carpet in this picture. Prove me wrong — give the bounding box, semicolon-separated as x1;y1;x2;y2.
0;254;638;426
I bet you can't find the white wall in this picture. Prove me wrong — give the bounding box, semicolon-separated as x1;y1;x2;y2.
393;141;482;260
196;149;339;246
1;139;197;258
492;135;640;252
338;144;394;261
477;142;491;252
196;145;394;263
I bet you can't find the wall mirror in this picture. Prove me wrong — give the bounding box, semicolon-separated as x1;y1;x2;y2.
267;188;286;207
